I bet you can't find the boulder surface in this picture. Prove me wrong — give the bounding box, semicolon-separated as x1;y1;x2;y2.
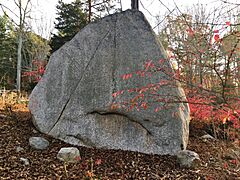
29;10;190;155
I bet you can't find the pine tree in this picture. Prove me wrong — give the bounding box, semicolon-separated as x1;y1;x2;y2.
0;15;17;89
50;0;88;53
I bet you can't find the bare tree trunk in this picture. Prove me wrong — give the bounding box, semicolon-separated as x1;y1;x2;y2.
199;58;203;85
14;0;31;92
119;0;123;11
238;61;240;95
88;0;92;22
16;33;23;92
131;0;139;10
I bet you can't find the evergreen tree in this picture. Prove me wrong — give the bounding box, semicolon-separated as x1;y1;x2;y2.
84;0;118;22
50;0;88;53
0;15;17;89
0;14;50;89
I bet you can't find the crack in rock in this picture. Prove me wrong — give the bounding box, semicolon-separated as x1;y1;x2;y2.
88;110;153;136
48;29;113;134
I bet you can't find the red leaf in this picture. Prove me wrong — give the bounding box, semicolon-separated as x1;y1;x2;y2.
95;159;102;165
112;93;117;98
112;90;124;98
75;156;81;161
136;70;142;75
226;21;230;26
38;66;45;74
144;60;155;70
230;159;238;165
35;77;41;82
223;162;228;169
141;102;148;110
129;104;135;110
111;104;118;110
214;34;220;41
187;28;194;36
213;30;219;33
159;59;165;64
127;89;135;93
140;72;145;77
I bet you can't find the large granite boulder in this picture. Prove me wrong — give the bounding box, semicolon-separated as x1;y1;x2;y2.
29;10;190;155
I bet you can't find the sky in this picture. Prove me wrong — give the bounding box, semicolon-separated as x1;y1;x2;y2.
0;0;239;38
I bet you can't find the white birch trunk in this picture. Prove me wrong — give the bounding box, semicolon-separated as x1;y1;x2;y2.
16;33;23;92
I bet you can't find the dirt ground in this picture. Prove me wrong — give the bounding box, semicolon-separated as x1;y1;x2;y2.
0;101;239;180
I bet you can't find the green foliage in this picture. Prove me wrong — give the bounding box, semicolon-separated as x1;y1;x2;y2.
21;32;50;90
0;14;50;90
50;0;88;53
0;15;17;89
22;32;50;67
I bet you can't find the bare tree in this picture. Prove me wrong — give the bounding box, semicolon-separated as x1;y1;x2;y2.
87;0;92;22
85;0;117;22
15;0;32;92
0;0;32;92
131;0;139;10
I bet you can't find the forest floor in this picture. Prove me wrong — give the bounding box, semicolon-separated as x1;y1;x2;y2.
0;100;239;180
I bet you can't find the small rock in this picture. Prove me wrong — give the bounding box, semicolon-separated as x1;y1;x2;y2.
177;150;201;168
29;137;49;150
201;134;215;140
57;147;80;163
20;157;30;165
16;146;24;152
